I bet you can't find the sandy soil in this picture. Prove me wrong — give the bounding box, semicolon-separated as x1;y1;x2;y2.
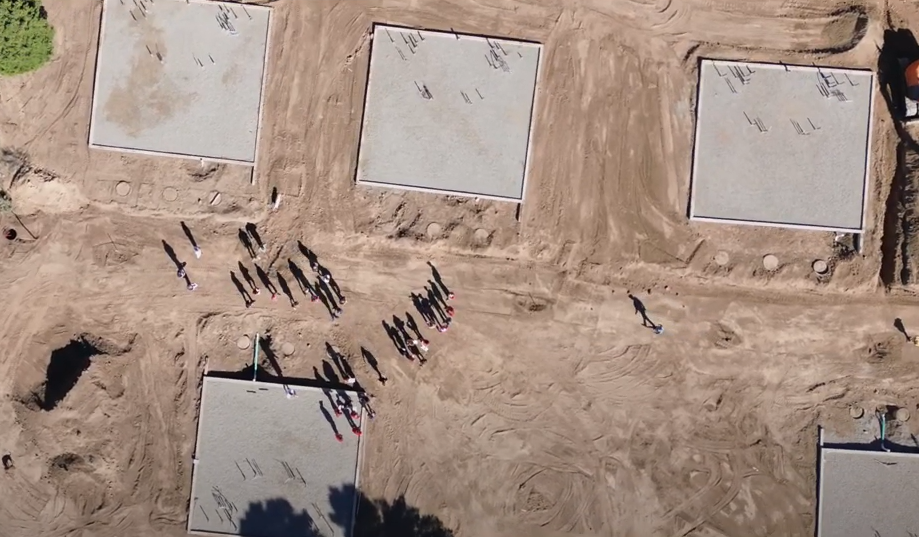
3;0;919;535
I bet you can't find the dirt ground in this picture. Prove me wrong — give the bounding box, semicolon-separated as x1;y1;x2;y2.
4;0;919;535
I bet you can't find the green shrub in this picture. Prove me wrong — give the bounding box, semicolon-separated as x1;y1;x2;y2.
0;190;12;213
0;0;54;76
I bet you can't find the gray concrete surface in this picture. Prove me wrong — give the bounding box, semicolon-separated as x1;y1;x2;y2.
356;25;542;201
818;448;919;537
188;378;362;537
690;60;874;231
90;0;270;163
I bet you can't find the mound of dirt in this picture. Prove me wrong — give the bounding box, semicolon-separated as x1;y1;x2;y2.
8;167;87;215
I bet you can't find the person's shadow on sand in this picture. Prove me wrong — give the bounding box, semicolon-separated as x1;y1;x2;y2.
628;294;654;328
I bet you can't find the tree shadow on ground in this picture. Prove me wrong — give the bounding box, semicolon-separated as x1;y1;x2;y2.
329;484;455;537
238;498;319;537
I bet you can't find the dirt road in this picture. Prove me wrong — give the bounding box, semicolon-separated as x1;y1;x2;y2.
1;213;918;537
2;0;919;535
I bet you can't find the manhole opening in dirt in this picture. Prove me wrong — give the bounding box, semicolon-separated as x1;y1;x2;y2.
37;337;106;411
50;453;86;472
864;337;902;364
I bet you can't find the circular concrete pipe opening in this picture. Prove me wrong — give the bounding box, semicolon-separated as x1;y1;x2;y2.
762;254;779;271
813;259;828;275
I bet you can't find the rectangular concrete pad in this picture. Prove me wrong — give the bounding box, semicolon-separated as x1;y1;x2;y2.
356;25;541;201
818;448;919;537
188;377;362;537
690;60;874;231
90;0;270;164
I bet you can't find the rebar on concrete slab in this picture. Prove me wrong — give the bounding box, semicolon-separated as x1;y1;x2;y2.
725;78;737;94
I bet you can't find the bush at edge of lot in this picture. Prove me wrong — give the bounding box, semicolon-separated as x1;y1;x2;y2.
0;0;54;76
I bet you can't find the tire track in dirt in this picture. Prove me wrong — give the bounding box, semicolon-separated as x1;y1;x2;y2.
581;0;867;52
0;470;52;530
660;456;723;525
573;344;674;404
672;458;746;537
20;1;97;151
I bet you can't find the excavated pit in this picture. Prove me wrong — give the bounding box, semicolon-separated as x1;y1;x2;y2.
880;141;919;287
22;334;133;411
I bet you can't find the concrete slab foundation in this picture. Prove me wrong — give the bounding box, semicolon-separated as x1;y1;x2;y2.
689;60;874;231
89;0;271;164
355;25;542;201
818;448;919;537
188;377;363;537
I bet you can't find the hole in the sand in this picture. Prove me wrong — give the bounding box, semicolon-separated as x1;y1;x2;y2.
50;453;85;472
864;336;902;364
40;337;104;411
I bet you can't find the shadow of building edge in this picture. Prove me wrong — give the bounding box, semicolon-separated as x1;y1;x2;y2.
206;367;362;393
